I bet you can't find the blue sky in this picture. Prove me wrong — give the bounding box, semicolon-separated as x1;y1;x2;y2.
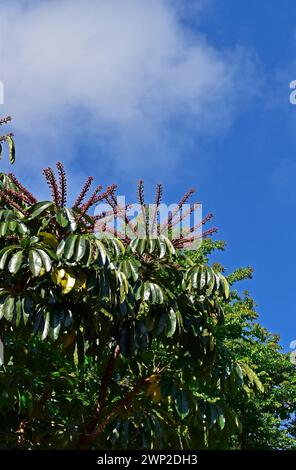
1;0;296;348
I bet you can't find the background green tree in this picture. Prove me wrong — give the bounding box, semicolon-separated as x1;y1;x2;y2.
225;272;296;449
196;241;296;449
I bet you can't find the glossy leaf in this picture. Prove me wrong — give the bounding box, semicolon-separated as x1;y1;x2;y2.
175;389;189;420
29;201;54;219
8;250;23;274
28;249;42;276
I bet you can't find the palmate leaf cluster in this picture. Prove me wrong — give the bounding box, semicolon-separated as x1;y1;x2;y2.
0;164;265;450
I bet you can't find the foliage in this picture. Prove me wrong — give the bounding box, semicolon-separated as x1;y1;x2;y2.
200;243;296;449
223;288;296;449
1;115;292;450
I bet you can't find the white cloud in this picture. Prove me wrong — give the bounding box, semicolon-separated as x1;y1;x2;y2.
0;0;258;184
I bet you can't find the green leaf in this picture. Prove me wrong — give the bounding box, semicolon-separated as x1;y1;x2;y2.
8;250;23;274
197;265;206;291
235;364;243;387
154;283;164;303
29;235;39;245
175;389;190;420
128;259;139;282
56;208;69;228
137;238;146;254
159;238;167;258
74;235;86;261
163;236;175;256
140;281;151;301
64;234;78;260
109;238;125;257
149;282;157;303
50;312;61;341
117;271;129;302
0;221;8;237
165;308;177;338
0;246;17;269
56;239;65;257
42;246;58;261
8;220;17;232
14;297;22;327
28;249;42;276
218;413;226;430
17;222;28;235
41;311;50;340
147;237;157;253
119;259;139;282
218;272;230;299
129;237;139;253
96;239;107;265
0;297;5;320
64;208;77;232
37;249;52;272
119;260;131;278
240;362;264;393
3;296;14;322
22;297;33;326
30;201;54;219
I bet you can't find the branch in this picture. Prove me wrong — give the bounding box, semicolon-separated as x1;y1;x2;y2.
77;344;120;449
92;377;146;437
78;375;147;449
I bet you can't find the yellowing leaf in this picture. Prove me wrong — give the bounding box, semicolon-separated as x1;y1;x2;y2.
39;232;59;249
51;268;76;294
146;382;161;403
61;272;76;294
51;268;65;285
74;275;87;290
6;135;15;164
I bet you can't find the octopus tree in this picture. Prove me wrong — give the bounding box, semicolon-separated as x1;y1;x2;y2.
0;116;262;450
